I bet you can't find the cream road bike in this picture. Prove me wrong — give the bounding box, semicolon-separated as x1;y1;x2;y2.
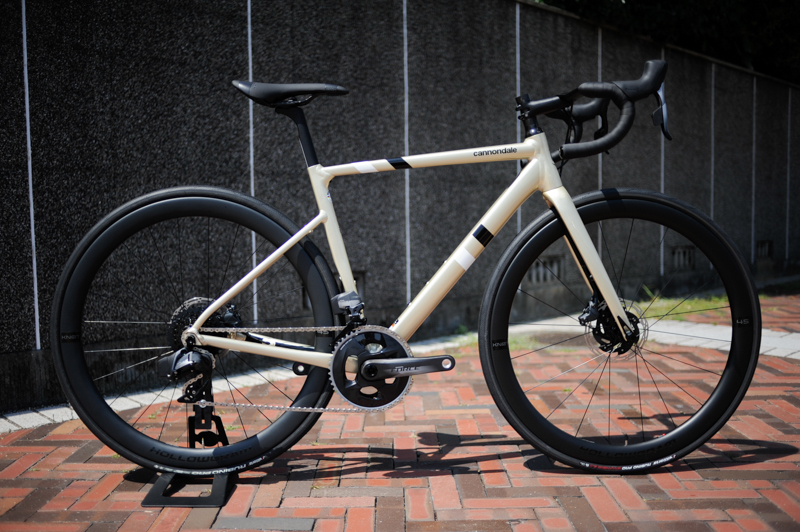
51;61;761;475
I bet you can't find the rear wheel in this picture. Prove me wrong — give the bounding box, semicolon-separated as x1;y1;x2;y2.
480;189;760;472
51;187;339;475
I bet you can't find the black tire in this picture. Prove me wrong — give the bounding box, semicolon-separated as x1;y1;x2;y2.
51;187;340;476
480;189;761;472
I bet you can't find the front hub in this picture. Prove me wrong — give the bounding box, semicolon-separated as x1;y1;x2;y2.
581;299;647;357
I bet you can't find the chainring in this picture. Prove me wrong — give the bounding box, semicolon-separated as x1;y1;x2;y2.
329;326;413;410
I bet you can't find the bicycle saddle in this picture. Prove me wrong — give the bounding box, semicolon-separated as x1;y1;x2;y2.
232;80;349;107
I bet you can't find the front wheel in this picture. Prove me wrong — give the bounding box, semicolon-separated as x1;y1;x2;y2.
480;189;761;472
51;187;340;476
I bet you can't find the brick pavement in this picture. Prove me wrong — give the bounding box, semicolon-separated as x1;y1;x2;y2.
0;294;798;531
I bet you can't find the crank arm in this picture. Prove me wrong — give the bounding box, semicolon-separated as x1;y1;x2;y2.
360;355;456;381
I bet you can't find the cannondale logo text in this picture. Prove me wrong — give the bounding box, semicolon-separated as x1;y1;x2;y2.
473;147;517;157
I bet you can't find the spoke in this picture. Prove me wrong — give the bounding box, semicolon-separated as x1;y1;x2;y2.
83;289;167;325
644;305;730;319
231;351;295;403
517;288;581;323
616;219;635;297
131;380;172;427
639;352;705;406
105;361;151;407
647;329;731;343
157;382;179;443
534;258;584;305
641;267;681;318
216;223;242;299
524;352;608;393
511;332;590;360
147;225;183;307
541;354;609;419
234;271;299;315
217;230;279;301
177;218;185;302
636;348;678;431
633;227;670;305
121;240;181;308
597;221;620;291
648;278;715;328
509;322;582;327
100;270;171;321
85;320;168;325
575;356;610;439
639;345;722;376
215;356;253;438
85;346;170;354
608;354;612;443
635;352;644;443
249;256;293;305
93;350;172;380
206;217;211;300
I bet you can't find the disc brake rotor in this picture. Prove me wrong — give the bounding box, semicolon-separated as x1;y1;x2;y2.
585;300;649;360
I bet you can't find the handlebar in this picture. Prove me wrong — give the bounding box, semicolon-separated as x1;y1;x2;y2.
517;60;669;162
556;82;635;162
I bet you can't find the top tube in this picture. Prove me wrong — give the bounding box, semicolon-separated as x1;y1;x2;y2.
323;140;537;179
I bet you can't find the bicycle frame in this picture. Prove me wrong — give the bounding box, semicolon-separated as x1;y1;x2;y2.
188;131;633;369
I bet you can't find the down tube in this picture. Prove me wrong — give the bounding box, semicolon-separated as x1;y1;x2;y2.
390;159;545;340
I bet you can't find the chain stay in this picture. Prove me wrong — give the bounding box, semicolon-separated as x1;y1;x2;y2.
199;326;345;334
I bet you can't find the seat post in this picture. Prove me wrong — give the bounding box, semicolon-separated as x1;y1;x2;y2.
275;107;319;167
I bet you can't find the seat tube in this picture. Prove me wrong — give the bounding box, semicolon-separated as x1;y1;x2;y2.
307;165;358;295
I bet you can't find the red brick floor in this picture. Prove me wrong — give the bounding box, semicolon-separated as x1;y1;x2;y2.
761;295;800;333
1;294;799;531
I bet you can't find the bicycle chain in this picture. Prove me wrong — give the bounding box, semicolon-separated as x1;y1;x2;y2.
196;399;367;413
181;355;215;397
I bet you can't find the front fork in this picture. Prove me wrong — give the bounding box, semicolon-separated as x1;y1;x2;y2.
542;186;634;336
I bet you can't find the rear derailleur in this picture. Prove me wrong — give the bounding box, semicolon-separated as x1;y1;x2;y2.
157;347;229;448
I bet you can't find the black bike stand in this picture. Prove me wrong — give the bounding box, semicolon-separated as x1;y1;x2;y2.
141;471;237;508
142;387;236;508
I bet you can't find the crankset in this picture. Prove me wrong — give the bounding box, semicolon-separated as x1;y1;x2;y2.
330;326;456;410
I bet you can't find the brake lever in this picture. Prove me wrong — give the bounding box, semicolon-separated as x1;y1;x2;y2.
651;83;673;140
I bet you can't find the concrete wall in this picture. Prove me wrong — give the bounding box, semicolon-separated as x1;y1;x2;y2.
1;0;798;411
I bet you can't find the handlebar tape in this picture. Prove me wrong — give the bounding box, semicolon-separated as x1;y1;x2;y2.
571;97;609;123
614;60;667;102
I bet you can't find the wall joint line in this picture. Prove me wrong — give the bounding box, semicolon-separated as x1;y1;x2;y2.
22;0;41;350
403;0;411;304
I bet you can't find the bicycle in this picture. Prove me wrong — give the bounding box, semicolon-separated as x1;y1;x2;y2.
51;60;761;476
